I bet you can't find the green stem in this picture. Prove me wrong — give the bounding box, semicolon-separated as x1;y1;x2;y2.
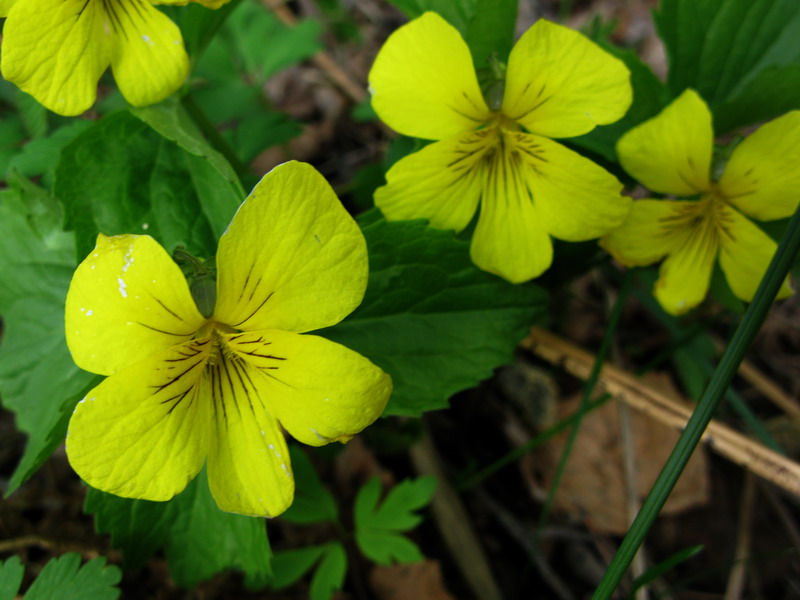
181;93;250;179
536;271;632;534
458;392;612;491
593;205;800;599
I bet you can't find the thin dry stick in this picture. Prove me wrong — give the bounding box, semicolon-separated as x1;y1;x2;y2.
736;358;800;417
618;401;649;600
0;535;113;561
521;328;800;498
410;428;504;600
724;472;756;600
712;335;800;416
264;0;368;103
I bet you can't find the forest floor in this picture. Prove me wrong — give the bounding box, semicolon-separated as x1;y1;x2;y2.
2;0;800;598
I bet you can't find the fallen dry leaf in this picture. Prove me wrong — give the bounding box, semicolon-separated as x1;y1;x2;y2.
369;561;455;600
527;373;710;534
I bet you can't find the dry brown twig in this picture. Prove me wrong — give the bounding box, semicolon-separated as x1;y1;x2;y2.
711;336;800;417
522;328;800;499
263;0;367;103
409;429;504;600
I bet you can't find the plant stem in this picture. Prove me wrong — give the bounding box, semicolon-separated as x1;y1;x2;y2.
181;93;250;179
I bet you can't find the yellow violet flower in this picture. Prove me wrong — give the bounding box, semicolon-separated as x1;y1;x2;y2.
601;89;798;315
369;12;633;283
0;0;226;116
64;161;392;517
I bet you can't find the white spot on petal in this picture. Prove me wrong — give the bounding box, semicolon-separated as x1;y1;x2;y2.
118;277;128;298
86;309;93;316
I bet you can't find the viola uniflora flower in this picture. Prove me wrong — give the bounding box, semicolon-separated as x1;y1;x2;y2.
369;12;633;283
0;0;227;116
64;161;392;517
601;89;797;315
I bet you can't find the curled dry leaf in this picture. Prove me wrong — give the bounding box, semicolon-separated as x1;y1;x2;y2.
369;561;455;600
526;373;710;534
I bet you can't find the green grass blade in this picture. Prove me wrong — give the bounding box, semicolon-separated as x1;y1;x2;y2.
593;205;800;599
629;544;703;597
457;393;612;490
536;271;633;533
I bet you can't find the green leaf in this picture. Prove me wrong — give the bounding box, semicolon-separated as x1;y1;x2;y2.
0;184;95;495
55;111;242;261
23;554;121;600
7;120;93;186
464;0;517;70
0;116;27;178
354;477;436;565
281;446;338;525
269;543;346;600
228;112;303;164
385;0;476;35
309;544;347;600
269;546;326;589
129;97;244;195
713;63;800;132
654;0;800;132
0;556;24;600
321;217;547;416
15;88;48;140
199;2;322;84
85;469;271;588
356;529;424;565
163;0;244;61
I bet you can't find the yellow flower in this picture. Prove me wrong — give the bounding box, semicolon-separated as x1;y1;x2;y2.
369;12;633;283
0;0;225;116
64;162;392;517
601;89;798;315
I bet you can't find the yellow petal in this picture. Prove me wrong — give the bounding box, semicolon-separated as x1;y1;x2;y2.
368;12;491;140
205;345;294;517
189;0;232;7
213;162;368;334
501;19;631;138
0;0;18;17
65;234;207;376
718;111;800;221
375;132;489;231
107;0;189;107
617;89;712;196
600;199;697;266
653;210;719;315
0;0;110;116
66;339;212;501
470;141;553;283
227;330;391;448
155;0;231;6
718;205;793;302
513;132;630;241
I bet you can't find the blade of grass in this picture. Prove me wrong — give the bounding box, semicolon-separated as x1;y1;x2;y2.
628;544;704;598
458;392;612;491
593;205;800;599
536;271;633;533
